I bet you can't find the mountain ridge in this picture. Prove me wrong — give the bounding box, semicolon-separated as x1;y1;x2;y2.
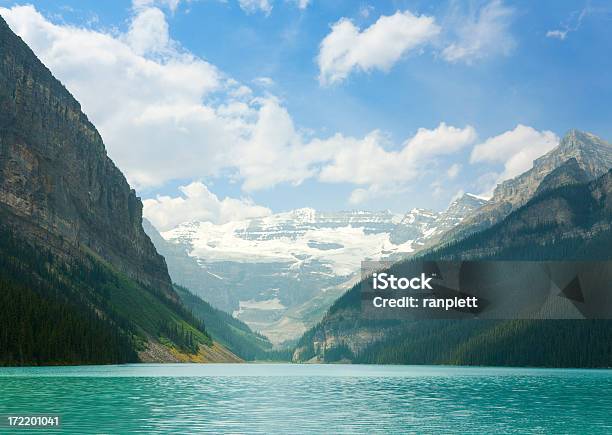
0;15;241;364
292;146;612;366
146;194;486;343
0;15;173;299
438;129;612;245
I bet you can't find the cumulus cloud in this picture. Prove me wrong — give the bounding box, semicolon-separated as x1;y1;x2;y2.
317;10;440;85
125;6;172;55
317;1;517;81
235;98;326;191
238;0;273;15
319;123;477;203
442;0;515;63
143;182;272;230
3;4;518;218
470;124;559;190
0;5;244;190
1;4;471;203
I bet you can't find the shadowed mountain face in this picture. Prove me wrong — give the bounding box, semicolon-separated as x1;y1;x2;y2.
534;158;590;196
440;130;612;244
146;196;486;344
293;134;612;367
0;16;173;299
0;16;245;365
425;168;612;261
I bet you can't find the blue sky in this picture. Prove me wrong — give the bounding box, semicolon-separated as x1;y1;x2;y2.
1;0;611;229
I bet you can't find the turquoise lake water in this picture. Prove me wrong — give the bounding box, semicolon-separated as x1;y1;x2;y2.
0;363;611;434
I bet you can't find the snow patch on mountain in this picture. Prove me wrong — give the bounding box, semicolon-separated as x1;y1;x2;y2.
162;209;416;276
155;195;488;343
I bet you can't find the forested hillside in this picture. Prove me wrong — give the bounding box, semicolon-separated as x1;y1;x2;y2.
0;225;214;365
175;285;293;361
0;16;237;365
294;166;612;367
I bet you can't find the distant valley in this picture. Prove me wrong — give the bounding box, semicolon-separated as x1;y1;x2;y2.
2;7;611;369
146;195;486;343
0;15;267;365
293;130;612;367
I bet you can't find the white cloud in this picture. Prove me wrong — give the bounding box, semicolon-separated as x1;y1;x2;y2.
470;124;559;189
546;30;567;40
442;0;515;64
0;5;493;211
359;5;374;19
430;181;445;198
447;163;461;179
143;182;271;230
133;0;182;13
546;8;590;41
1;5;244;190
253;76;274;87
237;0;312;14
125;6;171;55
238;0;273;15
319;123;477;203
348;188;371;205
236;98;322;190
450;189;466;202
317;10;440;85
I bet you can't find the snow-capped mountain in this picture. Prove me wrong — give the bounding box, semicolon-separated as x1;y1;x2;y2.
389;193;489;252
146;195;487;344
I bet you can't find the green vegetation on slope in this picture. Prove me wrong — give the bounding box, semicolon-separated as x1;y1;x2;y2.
0;224;212;366
174;285;292;361
295;173;612;367
354;319;612;367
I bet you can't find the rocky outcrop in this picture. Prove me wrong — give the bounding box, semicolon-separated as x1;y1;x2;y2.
427;166;612;261
390;193;489;252
0;16;174;299
389;208;438;245
534;158;590;196
494;130;612;205
294;168;612;365
440;130;612;244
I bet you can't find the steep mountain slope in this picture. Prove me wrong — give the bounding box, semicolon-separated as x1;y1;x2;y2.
0;15;236;365
174;285;291;361
148;210;404;343
534;158;590;196
425;167;612;261
390;193;488;252
0;17;171;297
148;198;484;344
293;162;612;367
440;130;612;244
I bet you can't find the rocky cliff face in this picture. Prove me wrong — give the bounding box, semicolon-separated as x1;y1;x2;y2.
0;16;174;299
390;193;489;252
294;167;612;365
534;158;590;196
148;199;484;344
440;130;612;244
494;130;612;205
432;168;612;260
